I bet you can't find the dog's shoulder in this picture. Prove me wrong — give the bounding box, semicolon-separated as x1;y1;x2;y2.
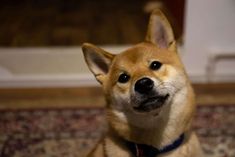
87;138;105;157
87;135;132;157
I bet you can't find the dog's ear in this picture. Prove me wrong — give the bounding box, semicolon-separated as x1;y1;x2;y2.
146;9;176;51
82;43;115;84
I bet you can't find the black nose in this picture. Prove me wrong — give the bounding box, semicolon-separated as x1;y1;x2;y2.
135;77;154;94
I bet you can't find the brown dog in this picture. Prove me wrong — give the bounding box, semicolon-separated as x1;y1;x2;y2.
82;10;203;157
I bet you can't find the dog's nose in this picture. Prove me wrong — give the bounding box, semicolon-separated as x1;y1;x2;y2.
135;77;154;94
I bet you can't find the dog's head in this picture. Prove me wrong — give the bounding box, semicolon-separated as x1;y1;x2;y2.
82;10;193;127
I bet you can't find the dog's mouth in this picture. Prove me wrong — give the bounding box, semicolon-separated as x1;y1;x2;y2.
133;94;169;112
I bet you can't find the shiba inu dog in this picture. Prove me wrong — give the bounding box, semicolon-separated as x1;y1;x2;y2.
82;10;203;157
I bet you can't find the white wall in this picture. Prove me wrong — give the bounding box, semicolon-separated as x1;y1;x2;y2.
183;0;235;82
0;46;129;88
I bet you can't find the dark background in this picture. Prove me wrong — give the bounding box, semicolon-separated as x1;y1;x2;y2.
0;0;185;47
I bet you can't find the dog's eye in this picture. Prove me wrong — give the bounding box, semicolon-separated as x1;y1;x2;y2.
118;73;130;83
150;61;162;70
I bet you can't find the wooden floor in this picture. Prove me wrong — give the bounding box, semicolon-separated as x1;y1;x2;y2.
193;83;235;105
0;83;235;109
0;87;105;109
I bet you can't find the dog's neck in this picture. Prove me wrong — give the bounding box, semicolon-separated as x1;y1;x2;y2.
107;85;195;148
124;133;185;157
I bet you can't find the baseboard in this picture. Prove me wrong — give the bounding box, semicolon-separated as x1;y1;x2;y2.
0;74;99;88
188;74;235;83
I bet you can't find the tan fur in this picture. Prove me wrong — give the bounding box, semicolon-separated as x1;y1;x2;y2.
82;9;203;157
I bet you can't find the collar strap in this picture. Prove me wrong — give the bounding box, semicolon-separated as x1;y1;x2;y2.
125;133;185;157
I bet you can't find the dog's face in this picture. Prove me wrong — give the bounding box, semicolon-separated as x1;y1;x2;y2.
106;43;186;116
82;10;190;124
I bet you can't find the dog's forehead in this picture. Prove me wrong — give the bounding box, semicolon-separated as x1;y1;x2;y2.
113;42;175;65
115;43;159;63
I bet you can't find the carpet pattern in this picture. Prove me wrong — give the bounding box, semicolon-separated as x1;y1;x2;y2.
0;105;235;157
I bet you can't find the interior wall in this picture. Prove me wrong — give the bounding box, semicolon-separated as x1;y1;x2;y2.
183;0;235;82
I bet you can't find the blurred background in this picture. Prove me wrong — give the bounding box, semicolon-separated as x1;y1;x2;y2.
0;0;184;46
0;0;235;157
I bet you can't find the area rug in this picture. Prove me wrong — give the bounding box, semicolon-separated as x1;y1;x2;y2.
0;105;234;157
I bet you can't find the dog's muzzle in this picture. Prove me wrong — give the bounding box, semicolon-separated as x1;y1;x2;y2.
133;77;169;112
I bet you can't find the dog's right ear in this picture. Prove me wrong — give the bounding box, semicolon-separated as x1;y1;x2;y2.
82;43;115;84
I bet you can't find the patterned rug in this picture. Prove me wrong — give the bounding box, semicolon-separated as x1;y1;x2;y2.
0;105;235;157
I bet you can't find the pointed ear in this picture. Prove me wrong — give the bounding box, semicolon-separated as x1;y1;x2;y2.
145;9;176;51
82;43;115;84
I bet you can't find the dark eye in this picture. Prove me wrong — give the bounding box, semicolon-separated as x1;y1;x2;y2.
118;73;130;83
150;61;162;70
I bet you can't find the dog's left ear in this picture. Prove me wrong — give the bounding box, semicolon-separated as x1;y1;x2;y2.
82;43;115;84
146;9;176;51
